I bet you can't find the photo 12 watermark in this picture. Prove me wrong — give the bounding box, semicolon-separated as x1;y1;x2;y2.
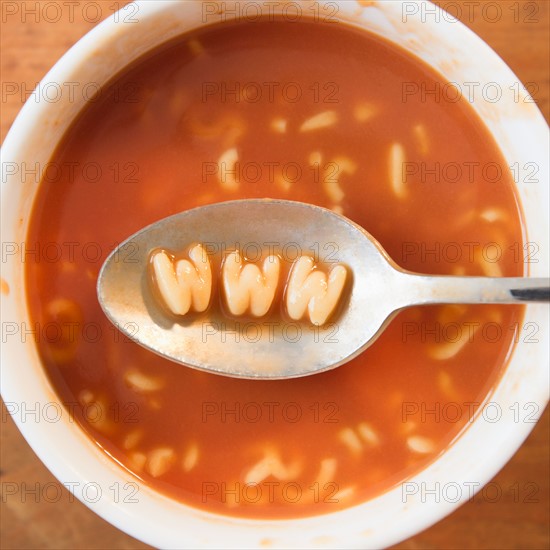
401;320;540;345
402;80;538;105
400;240;541;265
201;400;340;424
401;400;541;425
200;240;341;263
201;154;353;191
1;319;139;346
2;399;140;425
1;1;139;24
201;321;340;344
402;1;540;24
201;1;340;24
201;81;340;104
402;480;540;504
1;240;140;264
1;80;141;106
0;480;139;504
201;480;340;505
399;160;540;185
1;160;140;185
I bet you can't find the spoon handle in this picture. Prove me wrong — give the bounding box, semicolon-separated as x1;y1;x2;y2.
407;276;550;305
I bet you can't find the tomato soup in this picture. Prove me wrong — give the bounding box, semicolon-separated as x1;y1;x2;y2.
26;18;524;518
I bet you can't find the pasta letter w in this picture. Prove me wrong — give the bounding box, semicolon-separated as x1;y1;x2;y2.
151;244;212;315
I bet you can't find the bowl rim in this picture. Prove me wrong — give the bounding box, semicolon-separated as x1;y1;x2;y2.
1;1;549;548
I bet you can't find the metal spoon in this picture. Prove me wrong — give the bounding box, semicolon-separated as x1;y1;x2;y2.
97;199;549;379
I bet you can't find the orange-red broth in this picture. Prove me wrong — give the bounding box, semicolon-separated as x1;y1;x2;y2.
26;19;524;518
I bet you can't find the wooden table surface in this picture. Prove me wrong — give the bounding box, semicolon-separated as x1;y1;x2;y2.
1;1;548;548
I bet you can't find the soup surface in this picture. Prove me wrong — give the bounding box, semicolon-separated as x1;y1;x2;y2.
26;18;524;517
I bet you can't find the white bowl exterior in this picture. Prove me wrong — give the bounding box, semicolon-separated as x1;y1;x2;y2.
1;1;548;548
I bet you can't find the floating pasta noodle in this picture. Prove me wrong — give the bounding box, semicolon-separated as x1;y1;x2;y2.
316;458;338;487
354;102;377;123
399;420;418;436
300;110;338;132
438;370;460;401
85;267;98;281
428;322;480;361
271;117;288;134
389;142;407;199
407;435;436;454
44;297;83;364
338;427;363;456
332;485;356;502
437;304;468;325
148;396;162;411
338;422;381;457
122;429;144;451
243;449;302;484
129;452;147;471
169;89;191;117
187;38;205;56
182;443;200;472
193;191;217;206
78;389;94;406
413;123;429;155
454;207;476;229
125;369;165;393
146;447;176;478
216;147;240;191
474;247;503;278
80;393;116;435
308;150;323;166
480;207;508;223
357;422;380;446
185;112;247;149
322;156;357;206
130;85;156;120
487;307;504;325
275;173;292;193
325;173;345;202
60;260;77;274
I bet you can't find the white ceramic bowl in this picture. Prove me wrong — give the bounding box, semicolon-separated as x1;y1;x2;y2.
1;1;548;548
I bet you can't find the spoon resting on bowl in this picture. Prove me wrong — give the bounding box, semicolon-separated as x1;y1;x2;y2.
97;199;549;379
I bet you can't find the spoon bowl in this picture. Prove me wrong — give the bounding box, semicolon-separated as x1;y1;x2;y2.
97;199;549;379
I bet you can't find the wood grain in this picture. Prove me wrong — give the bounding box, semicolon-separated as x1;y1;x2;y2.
1;1;548;548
